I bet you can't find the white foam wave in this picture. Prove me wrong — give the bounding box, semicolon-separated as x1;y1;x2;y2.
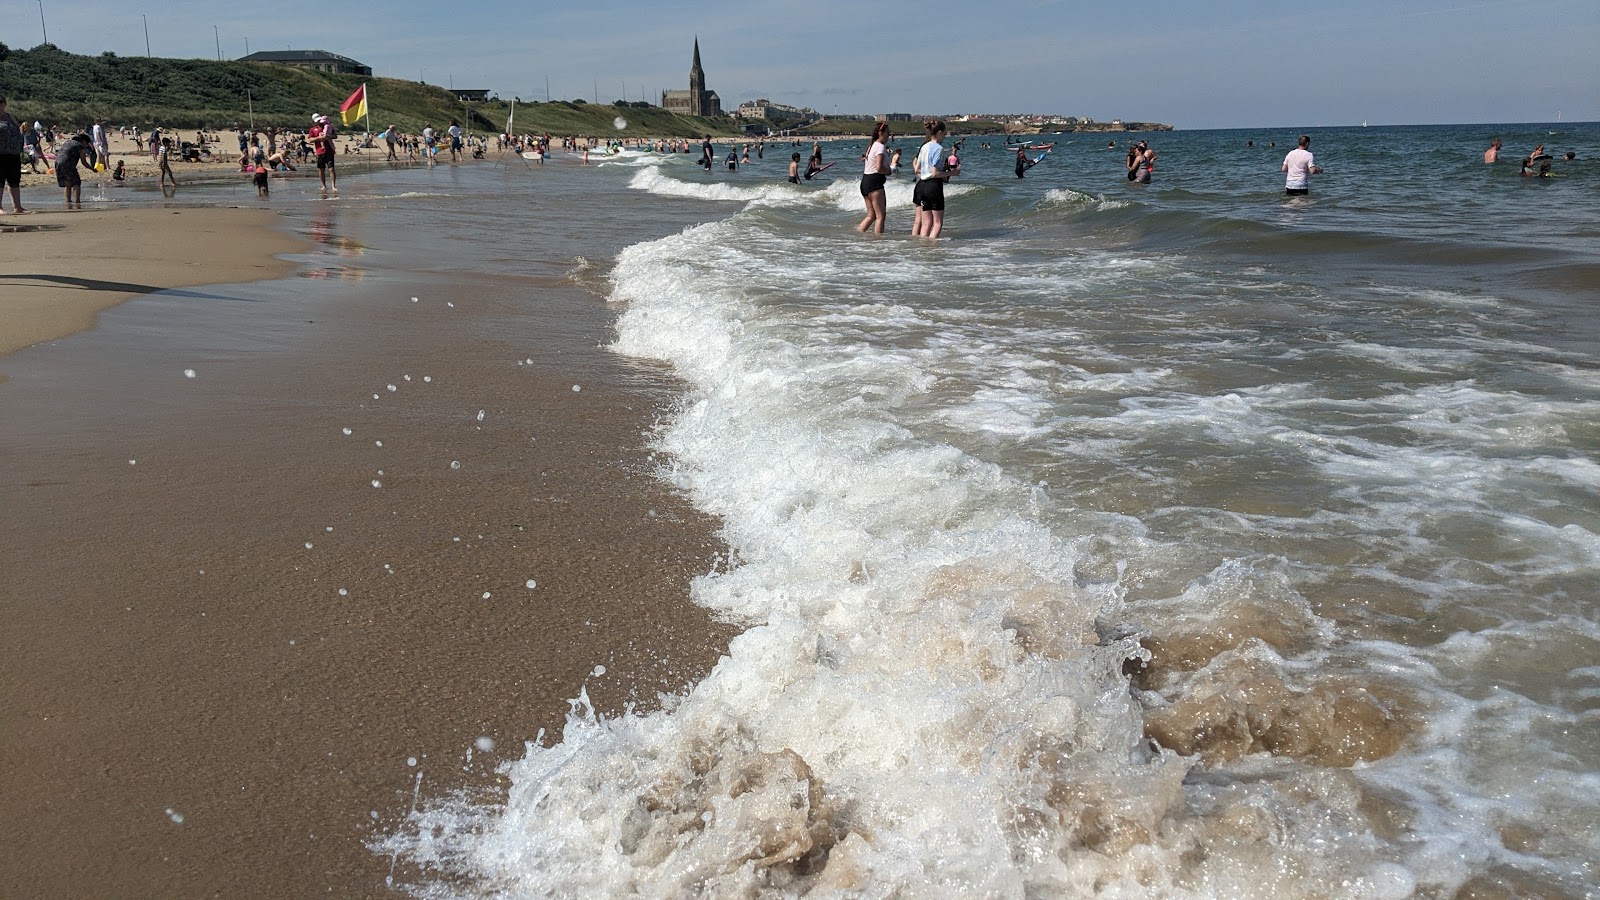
381;218;1488;897
628;164;811;204
1042;187;1134;211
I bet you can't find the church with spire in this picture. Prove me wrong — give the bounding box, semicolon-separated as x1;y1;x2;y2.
660;38;723;117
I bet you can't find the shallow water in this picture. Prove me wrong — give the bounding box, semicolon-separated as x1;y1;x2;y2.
309;126;1600;897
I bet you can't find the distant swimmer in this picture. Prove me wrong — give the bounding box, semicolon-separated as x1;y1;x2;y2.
1282;134;1323;196
788;152;800;184
1564;151;1577;161
1484;138;1501;163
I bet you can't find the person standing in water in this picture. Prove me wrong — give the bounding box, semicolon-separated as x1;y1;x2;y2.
788;152;801;184
858;121;891;234
1484;138;1501;163
311;114;337;191
54;132;95;206
1130;140;1155;183
1282;134;1322;196
911;119;958;238
1015;146;1043;179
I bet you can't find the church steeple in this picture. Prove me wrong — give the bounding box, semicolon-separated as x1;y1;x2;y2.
689;37;706;116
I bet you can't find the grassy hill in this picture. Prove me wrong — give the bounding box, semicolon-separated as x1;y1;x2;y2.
0;43;743;137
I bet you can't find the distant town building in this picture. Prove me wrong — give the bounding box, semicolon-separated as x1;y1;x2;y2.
736;99;818;122
661;38;722;117
737;99;777;119
238;49;371;76
452;89;490;102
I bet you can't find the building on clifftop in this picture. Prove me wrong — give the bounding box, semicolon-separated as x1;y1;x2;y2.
661;38;722;117
238;49;371;76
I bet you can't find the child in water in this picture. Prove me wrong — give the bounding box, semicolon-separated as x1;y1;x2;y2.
788;153;801;184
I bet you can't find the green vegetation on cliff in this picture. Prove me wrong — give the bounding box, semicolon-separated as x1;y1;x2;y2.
0;43;742;137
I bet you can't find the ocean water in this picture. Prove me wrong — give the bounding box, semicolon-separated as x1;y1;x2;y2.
349;125;1599;897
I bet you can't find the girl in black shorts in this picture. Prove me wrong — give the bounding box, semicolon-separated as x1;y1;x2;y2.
858;121;891;234
912;119;957;238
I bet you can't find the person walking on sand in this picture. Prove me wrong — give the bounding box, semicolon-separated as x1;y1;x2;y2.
0;96;30;214
91;119;109;167
448;119;463;162
858;121;891;234
911;118;959;238
158;137;178;188
1282;134;1322;196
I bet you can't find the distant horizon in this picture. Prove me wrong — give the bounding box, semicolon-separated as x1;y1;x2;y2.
9;0;1598;130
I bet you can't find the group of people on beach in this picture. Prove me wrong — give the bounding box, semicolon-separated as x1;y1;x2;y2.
0;96;133;209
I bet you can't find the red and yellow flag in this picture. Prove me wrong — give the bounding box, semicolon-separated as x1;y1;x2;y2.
340;84;368;127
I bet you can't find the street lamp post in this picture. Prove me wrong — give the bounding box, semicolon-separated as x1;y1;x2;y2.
38;0;48;45
142;14;150;56
213;25;220;61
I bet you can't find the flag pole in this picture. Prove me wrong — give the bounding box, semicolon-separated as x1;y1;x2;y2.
363;82;371;135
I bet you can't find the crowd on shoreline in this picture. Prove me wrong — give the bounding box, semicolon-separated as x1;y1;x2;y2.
2;92;1583;224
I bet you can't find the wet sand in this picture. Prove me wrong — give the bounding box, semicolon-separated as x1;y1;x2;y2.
0;206;303;357
0;203;737;896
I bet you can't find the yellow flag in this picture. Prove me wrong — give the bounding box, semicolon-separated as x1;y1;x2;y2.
340;84;368;127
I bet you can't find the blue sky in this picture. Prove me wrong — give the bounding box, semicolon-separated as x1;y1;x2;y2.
22;0;1600;128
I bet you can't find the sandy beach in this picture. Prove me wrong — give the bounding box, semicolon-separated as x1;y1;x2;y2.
0;181;737;895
